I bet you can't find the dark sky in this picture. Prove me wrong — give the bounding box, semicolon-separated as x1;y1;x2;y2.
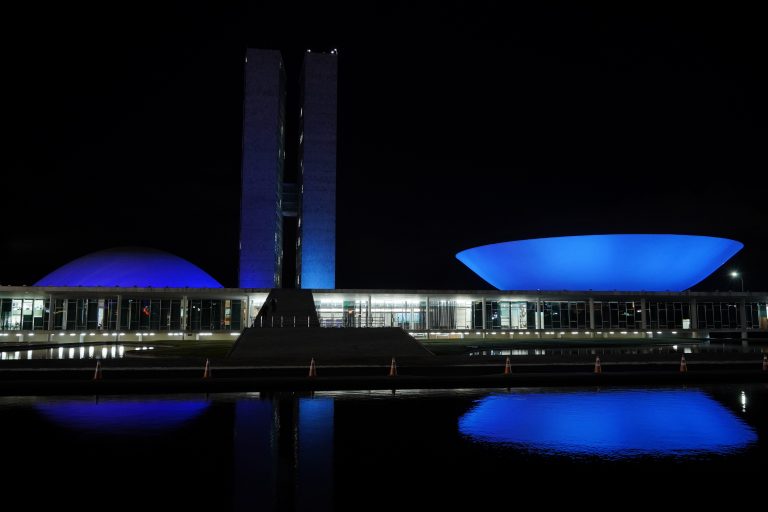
3;1;766;291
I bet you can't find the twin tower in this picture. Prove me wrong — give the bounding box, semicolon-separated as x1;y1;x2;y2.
239;49;337;289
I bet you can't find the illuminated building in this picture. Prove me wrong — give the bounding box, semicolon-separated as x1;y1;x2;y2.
239;48;336;289
1;50;766;346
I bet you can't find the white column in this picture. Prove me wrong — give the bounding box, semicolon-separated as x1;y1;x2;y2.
535;298;542;329
47;294;55;331
740;298;748;341
61;299;68;331
689;297;697;332
244;295;250;329
116;295;122;331
181;296;188;331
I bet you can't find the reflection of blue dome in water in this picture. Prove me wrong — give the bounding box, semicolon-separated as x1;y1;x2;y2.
459;390;756;458
36;399;210;433
456;234;743;291
35;247;223;288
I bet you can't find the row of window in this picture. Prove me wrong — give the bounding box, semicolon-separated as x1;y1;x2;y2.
2;297;767;331
0;298;243;331
314;300;768;331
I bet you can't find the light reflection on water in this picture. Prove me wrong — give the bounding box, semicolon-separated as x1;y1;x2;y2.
468;344;763;356
0;344;151;360
459;389;757;458
0;386;764;509
35;398;209;433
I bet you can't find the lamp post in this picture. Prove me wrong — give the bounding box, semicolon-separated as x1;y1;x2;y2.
730;271;744;292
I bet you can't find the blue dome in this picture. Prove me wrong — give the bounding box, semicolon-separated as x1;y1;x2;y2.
456;234;743;291
35;247;223;288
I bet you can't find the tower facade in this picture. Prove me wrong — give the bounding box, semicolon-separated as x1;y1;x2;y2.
296;52;337;289
239;49;285;288
239;48;336;290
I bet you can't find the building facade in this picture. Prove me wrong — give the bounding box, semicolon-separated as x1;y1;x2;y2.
296;52;337;289
239;49;286;288
239;48;337;290
2;287;766;343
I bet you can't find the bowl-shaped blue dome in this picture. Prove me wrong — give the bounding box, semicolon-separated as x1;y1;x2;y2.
35;247;223;288
456;234;743;291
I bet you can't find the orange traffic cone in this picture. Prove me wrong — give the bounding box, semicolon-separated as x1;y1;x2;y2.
680;355;688;373
203;358;212;379
762;354;767;371
594;356;602;374
308;358;317;377
389;357;397;377
504;356;512;375
93;361;102;380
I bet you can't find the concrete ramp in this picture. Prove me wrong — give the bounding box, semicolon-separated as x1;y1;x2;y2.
229;327;434;363
252;289;320;327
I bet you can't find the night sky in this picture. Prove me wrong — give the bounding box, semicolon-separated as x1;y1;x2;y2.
4;2;766;291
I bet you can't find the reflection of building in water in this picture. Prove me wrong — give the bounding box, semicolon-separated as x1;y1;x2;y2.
459;389;757;457
1;344;130;361
234;399;276;510
297;397;334;510
36;399;210;433
233;394;333;512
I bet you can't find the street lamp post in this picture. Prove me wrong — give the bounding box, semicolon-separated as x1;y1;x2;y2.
730;271;744;292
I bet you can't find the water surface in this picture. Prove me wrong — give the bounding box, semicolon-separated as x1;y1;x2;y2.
1;385;766;510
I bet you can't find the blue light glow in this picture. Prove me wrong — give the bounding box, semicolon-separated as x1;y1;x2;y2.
297;398;334;509
234;399;275;510
35;247;223;288
459;389;757;458
299;205;336;289
456;234;742;291
36;398;210;433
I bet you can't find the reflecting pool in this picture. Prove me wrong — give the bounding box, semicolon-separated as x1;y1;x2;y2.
0;385;766;510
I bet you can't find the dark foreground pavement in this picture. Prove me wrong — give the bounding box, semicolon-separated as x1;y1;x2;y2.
0;352;766;395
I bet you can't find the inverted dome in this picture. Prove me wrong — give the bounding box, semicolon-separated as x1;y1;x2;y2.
456;234;742;291
35;247;223;288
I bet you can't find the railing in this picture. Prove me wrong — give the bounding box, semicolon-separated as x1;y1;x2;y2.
251;316;316;328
